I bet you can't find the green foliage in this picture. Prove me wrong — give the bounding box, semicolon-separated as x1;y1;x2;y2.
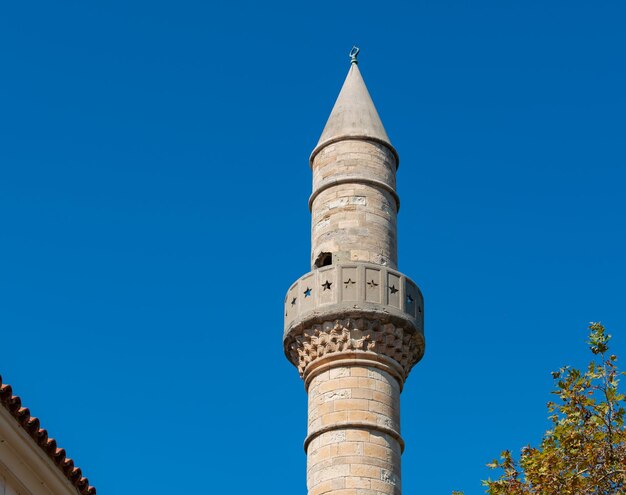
478;323;626;495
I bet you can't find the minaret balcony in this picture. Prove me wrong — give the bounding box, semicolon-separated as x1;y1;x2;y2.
284;262;423;338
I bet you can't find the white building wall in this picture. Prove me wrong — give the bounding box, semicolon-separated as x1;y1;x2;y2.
1;474;23;495
1;405;81;495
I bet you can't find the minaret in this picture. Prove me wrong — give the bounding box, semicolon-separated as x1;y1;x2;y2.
283;48;425;495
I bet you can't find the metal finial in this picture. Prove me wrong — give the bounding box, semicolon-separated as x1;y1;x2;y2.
349;46;360;65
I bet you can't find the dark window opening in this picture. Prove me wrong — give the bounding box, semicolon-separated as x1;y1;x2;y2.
314;252;333;268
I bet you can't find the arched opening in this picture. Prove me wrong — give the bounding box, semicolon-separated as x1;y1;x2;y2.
314;252;333;269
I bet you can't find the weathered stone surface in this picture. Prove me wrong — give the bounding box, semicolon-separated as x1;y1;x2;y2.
285;317;423;382
306;364;402;495
284;58;424;495
283;262;423;339
310;140;399;269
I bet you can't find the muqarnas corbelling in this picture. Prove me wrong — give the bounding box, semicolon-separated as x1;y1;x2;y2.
285;317;423;380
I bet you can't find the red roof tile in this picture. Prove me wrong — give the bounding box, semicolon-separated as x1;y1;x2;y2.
0;375;96;495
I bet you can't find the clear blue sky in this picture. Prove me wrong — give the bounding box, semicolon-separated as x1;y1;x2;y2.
1;2;625;494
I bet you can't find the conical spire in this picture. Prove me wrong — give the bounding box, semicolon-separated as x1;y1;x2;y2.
311;50;397;163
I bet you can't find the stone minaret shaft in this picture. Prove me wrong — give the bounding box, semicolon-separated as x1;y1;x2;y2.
284;52;424;495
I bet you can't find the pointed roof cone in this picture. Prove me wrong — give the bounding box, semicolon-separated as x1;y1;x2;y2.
310;58;399;166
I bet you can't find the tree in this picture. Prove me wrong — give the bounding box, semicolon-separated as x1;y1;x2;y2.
477;323;626;495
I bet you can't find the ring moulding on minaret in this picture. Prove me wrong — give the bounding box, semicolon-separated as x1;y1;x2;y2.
283;49;424;495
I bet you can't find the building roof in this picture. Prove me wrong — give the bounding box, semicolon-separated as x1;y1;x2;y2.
311;58;398;164
0;374;96;495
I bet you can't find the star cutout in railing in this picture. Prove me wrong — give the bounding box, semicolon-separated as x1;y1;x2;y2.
367;279;379;288
389;285;399;294
322;280;332;291
291;297;297;306
344;278;356;288
304;287;312;297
